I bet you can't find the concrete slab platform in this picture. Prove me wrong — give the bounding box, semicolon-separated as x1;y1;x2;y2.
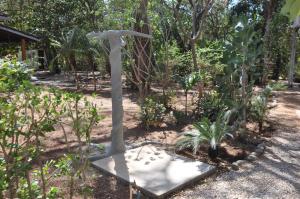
92;144;216;198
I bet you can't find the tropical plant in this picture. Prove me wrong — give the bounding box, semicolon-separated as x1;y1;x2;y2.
250;95;268;132
194;90;227;120
176;113;232;159
177;71;201;116
281;0;300;22
223;17;262;123
250;86;272;132
51;28;89;89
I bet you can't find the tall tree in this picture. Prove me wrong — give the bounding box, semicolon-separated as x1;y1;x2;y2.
166;0;215;69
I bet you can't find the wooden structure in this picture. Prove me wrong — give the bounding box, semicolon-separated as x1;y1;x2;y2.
0;12;39;61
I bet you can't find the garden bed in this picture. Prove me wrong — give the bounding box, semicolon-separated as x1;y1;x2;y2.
176;133;259;172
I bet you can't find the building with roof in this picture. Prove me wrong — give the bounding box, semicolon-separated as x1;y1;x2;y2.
0;11;40;61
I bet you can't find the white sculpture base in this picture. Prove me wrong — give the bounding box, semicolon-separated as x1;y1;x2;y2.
92;144;215;197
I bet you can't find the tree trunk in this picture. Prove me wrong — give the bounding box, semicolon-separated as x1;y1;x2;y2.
272;52;281;80
241;64;248;123
105;55;111;77
259;121;263;133
133;0;152;103
185;90;188;116
191;40;198;70
87;53;97;91
262;0;274;85
288;28;298;87
69;53;80;90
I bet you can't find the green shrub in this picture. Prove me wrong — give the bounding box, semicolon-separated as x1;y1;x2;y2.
194;91;227;120
141;96;166;129
0;58;31;92
250;95;268;132
250;86;272;132
268;81;288;91
172;109;187;124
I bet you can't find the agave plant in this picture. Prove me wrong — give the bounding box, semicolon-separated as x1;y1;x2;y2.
176;113;232;159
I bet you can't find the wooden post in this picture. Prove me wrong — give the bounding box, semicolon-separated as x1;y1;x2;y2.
21;39;26;61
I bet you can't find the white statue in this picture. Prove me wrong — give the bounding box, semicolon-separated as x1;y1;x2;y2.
87;30;152;155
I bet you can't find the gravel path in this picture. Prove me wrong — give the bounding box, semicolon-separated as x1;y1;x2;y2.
172;89;300;199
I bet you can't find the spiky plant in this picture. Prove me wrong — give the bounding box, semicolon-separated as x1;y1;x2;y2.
176;113;232;158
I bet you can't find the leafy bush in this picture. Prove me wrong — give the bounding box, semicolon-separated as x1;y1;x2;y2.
0;71;102;198
0;58;31;91
194;91;227;120
141;96;166;129
196;41;226;84
176;113;232;159
268;81;288;91
250;86;272;132
171;49;193;77
172;109;187;125
250;95;268;132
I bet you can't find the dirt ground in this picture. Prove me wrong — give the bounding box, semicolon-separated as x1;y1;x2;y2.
34;74;299;198
36;74;191;198
37;74;188;162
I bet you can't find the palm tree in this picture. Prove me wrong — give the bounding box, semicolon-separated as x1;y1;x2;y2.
51;28;87;90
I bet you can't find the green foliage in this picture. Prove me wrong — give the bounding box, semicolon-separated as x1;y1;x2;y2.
172;50;193;78
194;90;227;120
47;187;60;199
177;113;231;154
172;110;187;125
196;41;226;83
250;86;272;132
281;0;300;22
0;62;103;198
177;71;201;92
177;71;201;115
250;95;268;132
224;17;262;75
0;58;31;92
0;81;62;198
268;82;288;91
141;96;166;129
16;179;41;199
0;158;7;194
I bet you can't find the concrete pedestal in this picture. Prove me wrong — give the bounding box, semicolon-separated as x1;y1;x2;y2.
92;144;216;198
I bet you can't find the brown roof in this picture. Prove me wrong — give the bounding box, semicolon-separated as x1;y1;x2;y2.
0;24;40;43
